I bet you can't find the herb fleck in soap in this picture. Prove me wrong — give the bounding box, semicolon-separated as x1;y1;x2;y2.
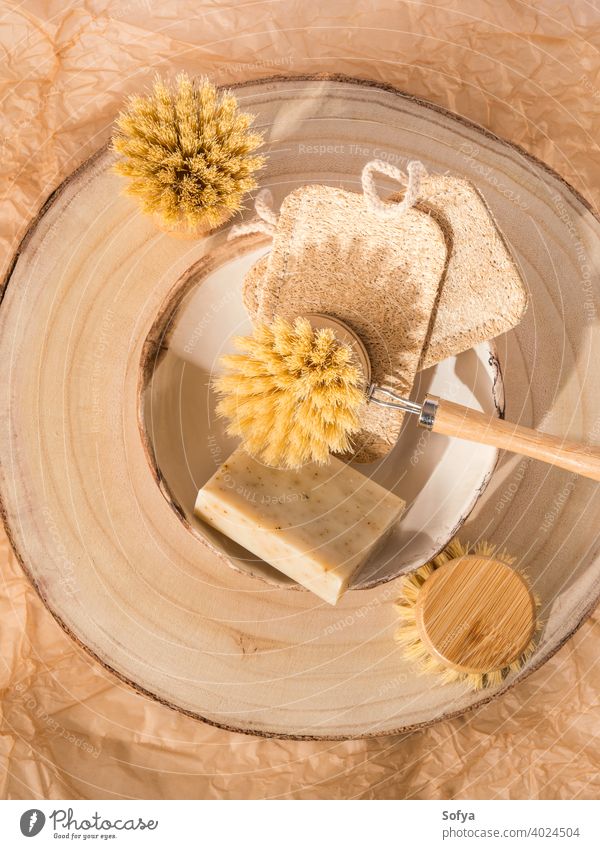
194;447;405;604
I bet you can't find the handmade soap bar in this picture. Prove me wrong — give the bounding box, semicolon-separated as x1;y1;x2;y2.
194;447;405;605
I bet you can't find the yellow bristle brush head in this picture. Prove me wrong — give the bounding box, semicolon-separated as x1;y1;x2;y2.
112;73;265;232
214;315;365;469
395;539;541;690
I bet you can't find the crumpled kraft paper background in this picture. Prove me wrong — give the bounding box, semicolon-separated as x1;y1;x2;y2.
1;1;600;800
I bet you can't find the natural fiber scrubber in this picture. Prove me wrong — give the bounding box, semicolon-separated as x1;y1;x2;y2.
390;174;528;369
112;73;265;235
396;540;541;690
238;168;449;463
242;170;527;374
215;316;364;468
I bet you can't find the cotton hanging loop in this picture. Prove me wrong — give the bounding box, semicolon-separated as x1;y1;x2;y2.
228;188;278;239
361;159;427;217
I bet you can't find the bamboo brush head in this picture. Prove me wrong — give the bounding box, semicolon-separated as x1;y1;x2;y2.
112;73;265;233
396;540;540;690
214;315;366;468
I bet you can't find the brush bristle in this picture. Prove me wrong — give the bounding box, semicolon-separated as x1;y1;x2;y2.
214;316;366;468
112;73;265;230
395;540;540;690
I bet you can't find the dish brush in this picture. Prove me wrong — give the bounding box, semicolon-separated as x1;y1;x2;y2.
214;316;364;468
395;539;541;690
215;312;600;480
112;73;265;234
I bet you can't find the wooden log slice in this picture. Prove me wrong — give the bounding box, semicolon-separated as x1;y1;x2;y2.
1;76;600;739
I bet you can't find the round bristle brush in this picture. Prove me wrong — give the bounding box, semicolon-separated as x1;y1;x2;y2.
215;313;600;478
395;539;541;690
214;315;364;468
112;73;265;234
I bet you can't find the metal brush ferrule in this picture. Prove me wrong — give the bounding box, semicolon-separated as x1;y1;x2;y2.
418;396;438;430
368;385;422;416
368;386;439;430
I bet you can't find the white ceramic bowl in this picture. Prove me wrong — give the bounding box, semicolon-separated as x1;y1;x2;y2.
141;242;502;590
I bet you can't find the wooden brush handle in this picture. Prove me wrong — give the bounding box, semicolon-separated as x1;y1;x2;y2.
427;396;600;482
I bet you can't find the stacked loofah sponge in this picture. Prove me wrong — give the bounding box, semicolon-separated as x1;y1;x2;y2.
240;171;527;461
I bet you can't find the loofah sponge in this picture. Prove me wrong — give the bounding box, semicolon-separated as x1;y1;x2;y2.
214;316;365;468
112;73;265;232
243;176;527;376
